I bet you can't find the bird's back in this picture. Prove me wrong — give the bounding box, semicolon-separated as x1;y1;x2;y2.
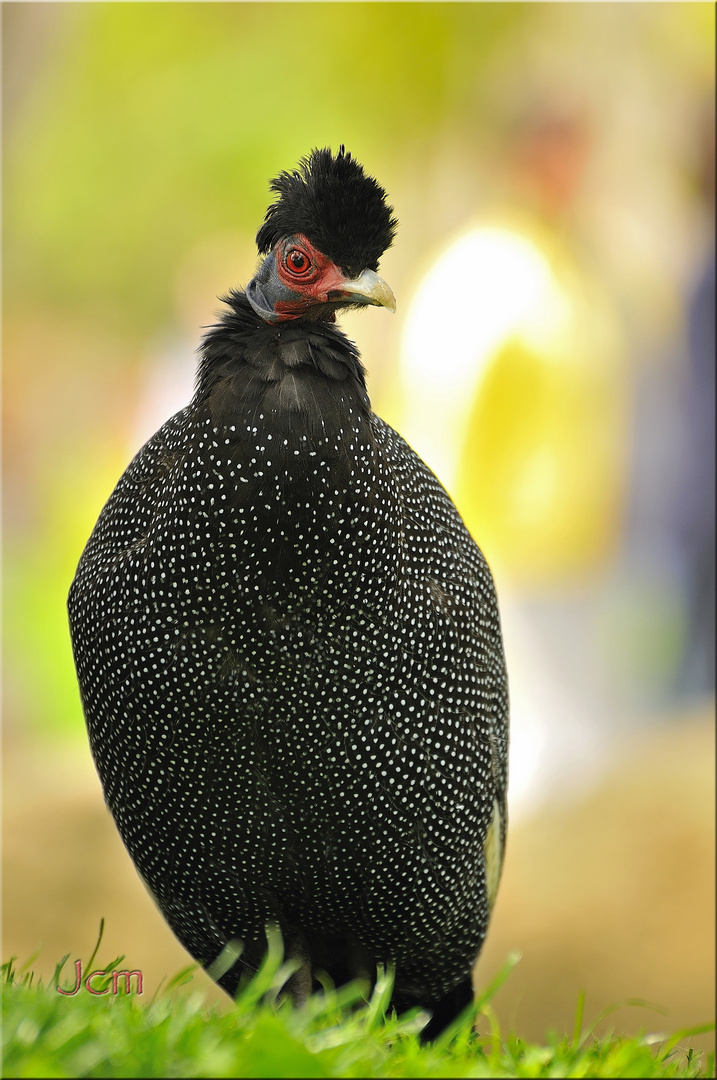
69;314;507;1005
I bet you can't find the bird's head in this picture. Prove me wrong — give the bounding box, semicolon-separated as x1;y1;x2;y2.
247;146;398;324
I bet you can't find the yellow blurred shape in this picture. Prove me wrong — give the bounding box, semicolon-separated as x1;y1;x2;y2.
402;229;556;395
399;226;627;586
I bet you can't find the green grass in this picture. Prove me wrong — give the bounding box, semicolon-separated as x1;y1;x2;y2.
2;927;714;1078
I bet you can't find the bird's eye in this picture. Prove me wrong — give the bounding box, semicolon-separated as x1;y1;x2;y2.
286;249;311;274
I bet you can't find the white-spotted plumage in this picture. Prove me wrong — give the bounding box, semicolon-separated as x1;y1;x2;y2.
69;150;508;1031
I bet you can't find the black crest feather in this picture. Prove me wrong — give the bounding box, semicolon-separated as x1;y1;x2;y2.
255;146;398;274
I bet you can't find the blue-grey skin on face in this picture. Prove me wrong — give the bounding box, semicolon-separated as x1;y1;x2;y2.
67;146;508;1041
246;236;396;324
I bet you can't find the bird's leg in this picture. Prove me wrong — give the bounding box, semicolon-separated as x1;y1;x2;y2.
417;978;475;1043
282;932;312;1008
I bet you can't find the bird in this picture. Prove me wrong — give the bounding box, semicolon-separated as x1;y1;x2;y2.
68;146;509;1039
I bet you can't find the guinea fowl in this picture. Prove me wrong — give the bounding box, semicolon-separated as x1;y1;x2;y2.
68;146;509;1038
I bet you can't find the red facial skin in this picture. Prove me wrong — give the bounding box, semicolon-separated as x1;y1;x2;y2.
272;234;350;318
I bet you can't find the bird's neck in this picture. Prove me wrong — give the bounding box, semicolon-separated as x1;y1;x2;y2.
193;290;373;466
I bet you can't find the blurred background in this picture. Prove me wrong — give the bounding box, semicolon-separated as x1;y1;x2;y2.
3;0;714;1054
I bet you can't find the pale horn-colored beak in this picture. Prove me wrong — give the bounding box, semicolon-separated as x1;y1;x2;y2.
331;269;396;312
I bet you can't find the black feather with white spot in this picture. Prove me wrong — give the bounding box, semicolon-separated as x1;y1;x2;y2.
68;156;508;1035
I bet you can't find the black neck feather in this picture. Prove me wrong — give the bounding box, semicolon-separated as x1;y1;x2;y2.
193;290;373;465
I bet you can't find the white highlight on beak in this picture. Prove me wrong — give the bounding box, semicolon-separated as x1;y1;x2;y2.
339;268;396;312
